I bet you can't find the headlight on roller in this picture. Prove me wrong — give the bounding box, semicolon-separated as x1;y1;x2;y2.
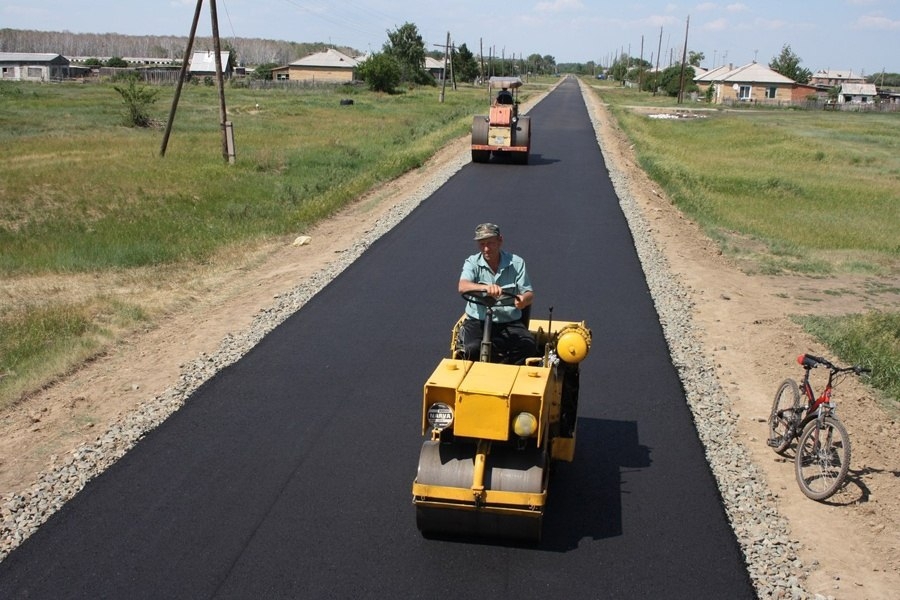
512;412;538;437
426;403;454;431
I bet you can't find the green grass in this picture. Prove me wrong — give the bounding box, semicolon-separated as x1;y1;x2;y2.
586;78;899;406
792;312;900;415
0;80;494;275
1;77;532;407
587;79;900;276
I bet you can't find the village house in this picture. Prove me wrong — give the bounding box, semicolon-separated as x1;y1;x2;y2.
694;62;796;105
0;52;71;81
838;82;878;104
188;50;232;79
271;48;361;83
809;69;865;88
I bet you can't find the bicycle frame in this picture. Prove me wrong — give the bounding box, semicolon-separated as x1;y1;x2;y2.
798;361;836;425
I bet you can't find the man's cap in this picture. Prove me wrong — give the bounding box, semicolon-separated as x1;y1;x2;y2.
473;223;501;240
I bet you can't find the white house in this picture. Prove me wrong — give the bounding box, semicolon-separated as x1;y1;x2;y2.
838;83;878;104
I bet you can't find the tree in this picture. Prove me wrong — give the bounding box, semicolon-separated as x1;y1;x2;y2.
383;22;429;85
250;62;279;80
357;52;401;93
658;65;697;96
452;43;479;83
113;75;159;127
769;44;812;84
106;56;128;68
688;51;705;67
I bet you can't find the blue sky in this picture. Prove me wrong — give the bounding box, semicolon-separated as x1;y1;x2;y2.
2;0;898;74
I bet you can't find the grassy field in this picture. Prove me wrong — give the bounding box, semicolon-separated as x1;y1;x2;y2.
0;77;550;408
585;79;899;405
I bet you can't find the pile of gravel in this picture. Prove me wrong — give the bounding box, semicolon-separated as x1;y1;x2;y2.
1;83;815;599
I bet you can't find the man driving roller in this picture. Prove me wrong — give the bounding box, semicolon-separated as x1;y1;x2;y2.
458;223;537;364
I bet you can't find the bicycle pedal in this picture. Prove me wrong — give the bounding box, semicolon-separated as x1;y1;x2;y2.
766;437;781;448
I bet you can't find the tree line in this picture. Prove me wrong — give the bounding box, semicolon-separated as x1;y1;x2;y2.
0;28;353;67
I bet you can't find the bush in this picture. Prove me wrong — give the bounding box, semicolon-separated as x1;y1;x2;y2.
112;76;159;127
357;53;401;93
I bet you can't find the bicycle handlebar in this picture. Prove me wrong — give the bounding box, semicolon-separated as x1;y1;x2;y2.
796;353;870;375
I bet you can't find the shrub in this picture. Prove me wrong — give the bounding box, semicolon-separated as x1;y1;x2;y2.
357;53;401;93
112;75;160;127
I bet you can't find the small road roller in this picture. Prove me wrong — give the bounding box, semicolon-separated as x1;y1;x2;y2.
412;292;591;541
471;76;531;164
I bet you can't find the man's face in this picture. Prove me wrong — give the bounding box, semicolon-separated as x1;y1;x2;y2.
477;236;502;262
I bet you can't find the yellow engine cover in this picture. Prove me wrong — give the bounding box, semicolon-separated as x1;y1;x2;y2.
455;362;517;440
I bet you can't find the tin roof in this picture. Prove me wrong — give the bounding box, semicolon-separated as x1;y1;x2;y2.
0;52;68;64
290;48;359;68
695;62;795;84
840;83;877;95
188;51;230;72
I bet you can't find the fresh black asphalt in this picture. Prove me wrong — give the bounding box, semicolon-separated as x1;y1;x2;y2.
0;77;755;599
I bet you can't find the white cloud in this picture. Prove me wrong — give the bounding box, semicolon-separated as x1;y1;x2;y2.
701;17;729;31
725;3;748;12
535;0;584;12
855;14;900;30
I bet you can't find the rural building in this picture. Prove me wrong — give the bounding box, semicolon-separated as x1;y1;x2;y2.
271;48;360;83
694;62;795;104
0;52;71;81
425;56;445;79
189;50;232;78
809;69;865;87
838;82;878;104
791;82;824;103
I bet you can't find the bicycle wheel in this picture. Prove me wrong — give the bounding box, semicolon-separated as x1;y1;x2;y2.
767;378;802;454
795;416;851;501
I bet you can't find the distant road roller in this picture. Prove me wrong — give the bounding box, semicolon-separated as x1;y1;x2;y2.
471;76;531;164
412;292;591;541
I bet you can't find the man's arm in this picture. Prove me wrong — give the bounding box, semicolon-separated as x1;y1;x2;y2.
459;279;502;297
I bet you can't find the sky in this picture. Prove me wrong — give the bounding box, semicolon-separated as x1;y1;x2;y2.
2;0;899;75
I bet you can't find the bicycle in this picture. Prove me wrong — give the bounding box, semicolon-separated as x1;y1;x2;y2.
766;353;871;501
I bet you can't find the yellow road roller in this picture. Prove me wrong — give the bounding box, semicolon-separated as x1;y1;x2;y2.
412;292;591;541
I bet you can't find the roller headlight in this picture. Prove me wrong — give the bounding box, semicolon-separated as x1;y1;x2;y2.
512;412;538;437
426;403;454;431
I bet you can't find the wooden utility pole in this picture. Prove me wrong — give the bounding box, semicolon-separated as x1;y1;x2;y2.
209;0;234;163
638;35;644;91
160;0;202;157
677;15;690;104
479;38;485;83
653;26;663;95
158;0;233;163
439;32;449;103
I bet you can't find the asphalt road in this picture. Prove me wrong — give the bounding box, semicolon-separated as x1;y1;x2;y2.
0;77;755;599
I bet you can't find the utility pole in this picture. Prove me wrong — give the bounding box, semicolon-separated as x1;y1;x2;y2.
439;32;449;103
159;0;233;163
479;38;485;84
638;35;644;91
209;0;234;163
653;26;662;96
677;15;690;104
160;0;202;157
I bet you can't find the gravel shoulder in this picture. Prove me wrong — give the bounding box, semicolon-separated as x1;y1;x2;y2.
2;79;898;599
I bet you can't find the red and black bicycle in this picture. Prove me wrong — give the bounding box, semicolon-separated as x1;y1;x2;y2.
767;354;871;501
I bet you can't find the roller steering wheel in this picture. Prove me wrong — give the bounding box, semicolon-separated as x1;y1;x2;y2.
461;289;518;308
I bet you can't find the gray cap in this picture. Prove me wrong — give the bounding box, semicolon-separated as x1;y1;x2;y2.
473;223;501;240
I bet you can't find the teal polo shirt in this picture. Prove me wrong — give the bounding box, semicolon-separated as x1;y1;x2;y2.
460;250;533;323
